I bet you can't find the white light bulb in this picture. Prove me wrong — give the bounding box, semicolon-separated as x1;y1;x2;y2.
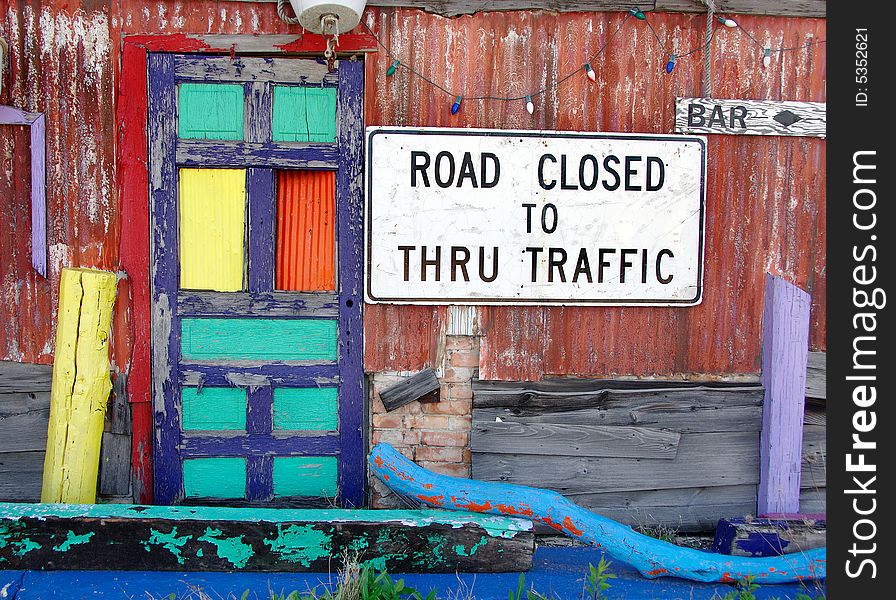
525;96;535;114
723;18;737;27
763;48;772;68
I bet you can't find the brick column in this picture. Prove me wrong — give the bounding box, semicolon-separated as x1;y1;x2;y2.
369;335;478;508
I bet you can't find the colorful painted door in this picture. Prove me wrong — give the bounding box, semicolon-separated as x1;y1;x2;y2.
148;54;364;507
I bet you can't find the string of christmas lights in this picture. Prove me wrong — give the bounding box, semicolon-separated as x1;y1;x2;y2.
361;6;826;115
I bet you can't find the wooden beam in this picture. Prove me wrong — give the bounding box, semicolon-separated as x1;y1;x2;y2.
758;274;810;515
237;0;826;18
379;368;440;411
0;504;534;572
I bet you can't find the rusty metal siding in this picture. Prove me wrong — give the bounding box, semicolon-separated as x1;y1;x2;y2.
2;3;825;382
362;9;826;378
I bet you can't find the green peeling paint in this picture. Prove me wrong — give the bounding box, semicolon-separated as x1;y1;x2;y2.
53;530;94;552
181;318;338;361
262;524;331;567
182;387;247;430
13;537;41;557
454;536;489;557
272;86;336;142
144;527;191;564
197;527;255;568
178;83;245;141
273;387;338;431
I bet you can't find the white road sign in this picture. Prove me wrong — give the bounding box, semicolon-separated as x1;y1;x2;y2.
365;128;706;305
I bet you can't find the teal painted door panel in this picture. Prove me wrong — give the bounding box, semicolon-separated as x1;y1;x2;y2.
273;388;338;431
272;86;337;142
273;457;338;498
181;318;338;361
182;387;247;431
178;83;245;140
183;458;247;499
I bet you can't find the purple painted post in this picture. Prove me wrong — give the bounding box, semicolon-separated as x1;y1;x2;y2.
758;273;811;515
30;114;47;277
0;105;47;277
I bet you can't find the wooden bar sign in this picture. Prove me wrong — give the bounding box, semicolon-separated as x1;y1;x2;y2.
675;98;825;138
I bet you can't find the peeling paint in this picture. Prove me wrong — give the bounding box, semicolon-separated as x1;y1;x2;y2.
52;530;94;552
197;527;254;569
143;527;190;564
262;524;330;567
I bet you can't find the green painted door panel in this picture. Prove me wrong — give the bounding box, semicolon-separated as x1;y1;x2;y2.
272;86;337;142
273;388;338;431
180;318;338;361
273;457;338;498
183;458;247;499
178;83;245;140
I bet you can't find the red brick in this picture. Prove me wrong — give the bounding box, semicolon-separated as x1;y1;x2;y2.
441;366;475;384
420;461;471;478
408;414;450;430
446;336;477;351
447;384;473;400
415;446;464;462
448;350;480;368
371;429;405;446
447;416;472;431
422;400;471;416
421;430;468;447
372;414;405;428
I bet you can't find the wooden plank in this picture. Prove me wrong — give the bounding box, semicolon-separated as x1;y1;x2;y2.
239;0;827;18
799;488;826;515
272;456;338;498
0;361;53;393
181;388;248;431
758;274;810;515
177;290;339;318
98;432;131;497
106;372;131;435
801;425;826;490
180;434;339;459
805;351;826;400
564;485;758;532
273;388;338;431
473;379;764;410
475;403;762;434
42;269;117;504
177;83;245;140
0;391;50;453
180;364;340;388
181;318;338;361
176;139;338;169
379;368;441;411
183;457;248;499
179;168;246;291
712;517;825;557
173;55;338;86
473;431;760;495
803;406;825;427
273;87;337;142
0;504;533;573
675;98;826;137
0;452;44;502
471;422;681;459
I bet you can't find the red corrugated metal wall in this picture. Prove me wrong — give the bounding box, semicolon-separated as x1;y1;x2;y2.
362;9;826;380
1;3;825;383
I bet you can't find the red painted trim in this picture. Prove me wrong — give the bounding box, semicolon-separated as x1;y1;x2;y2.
117;39;153;504
124;33;377;54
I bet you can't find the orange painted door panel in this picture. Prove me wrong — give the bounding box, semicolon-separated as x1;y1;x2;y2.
276;170;336;291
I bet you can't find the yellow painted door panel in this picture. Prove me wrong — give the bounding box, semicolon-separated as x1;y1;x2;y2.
179;168;246;291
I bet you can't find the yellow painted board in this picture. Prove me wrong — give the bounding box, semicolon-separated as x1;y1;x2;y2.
179;168;246;291
42;268;117;504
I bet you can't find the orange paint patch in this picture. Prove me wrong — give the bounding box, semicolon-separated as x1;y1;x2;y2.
461;500;493;513
417;494;445;507
496;503;534;517
423;483;433;489
383;474;390;480
646;568;667;577
541;517;565;532
720;573;735;583
374;455;384;468
562;516;584;536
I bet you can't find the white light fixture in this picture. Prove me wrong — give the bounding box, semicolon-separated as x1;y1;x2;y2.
288;1;367;34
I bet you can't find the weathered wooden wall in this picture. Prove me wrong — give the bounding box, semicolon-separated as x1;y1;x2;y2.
2;3;825;382
0;361;52;502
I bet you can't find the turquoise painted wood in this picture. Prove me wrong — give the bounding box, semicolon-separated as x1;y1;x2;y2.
183;458;247;499
178;83;245;140
273;387;338;431
180;318;338;361
272;86;337;142
181;387;247;431
273;457;337;498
